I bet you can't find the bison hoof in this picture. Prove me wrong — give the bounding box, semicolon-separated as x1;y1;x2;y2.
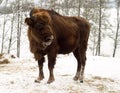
73;76;79;81
80;80;83;83
47;78;55;84
35;79;41;83
34;77;44;83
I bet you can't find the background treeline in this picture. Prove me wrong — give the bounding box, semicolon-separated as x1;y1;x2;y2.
0;0;119;57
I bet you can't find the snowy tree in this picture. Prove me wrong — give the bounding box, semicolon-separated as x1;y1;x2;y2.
1;0;8;54
113;0;120;57
0;0;119;57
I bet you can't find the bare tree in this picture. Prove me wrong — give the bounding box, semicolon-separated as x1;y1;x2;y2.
1;15;6;53
7;6;16;54
17;0;21;57
0;0;2;4
1;0;8;53
78;0;81;16
50;0;55;9
113;0;120;57
96;0;102;56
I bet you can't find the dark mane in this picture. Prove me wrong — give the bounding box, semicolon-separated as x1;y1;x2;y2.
30;8;61;17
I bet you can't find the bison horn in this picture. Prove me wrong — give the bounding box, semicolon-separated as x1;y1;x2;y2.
30;8;40;17
30;8;34;17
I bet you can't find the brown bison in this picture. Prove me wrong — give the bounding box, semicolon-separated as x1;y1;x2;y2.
25;8;90;84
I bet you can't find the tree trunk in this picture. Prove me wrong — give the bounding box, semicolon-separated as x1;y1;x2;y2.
64;0;69;15
1;15;6;53
1;0;8;53
17;0;20;57
113;1;120;57
50;0;55;9
78;0;81;16
97;0;102;56
8;13;14;54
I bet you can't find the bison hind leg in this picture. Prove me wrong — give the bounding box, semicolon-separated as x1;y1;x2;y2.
73;48;86;83
73;48;81;81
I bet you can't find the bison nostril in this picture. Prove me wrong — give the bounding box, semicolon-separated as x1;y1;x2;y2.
44;35;54;42
45;37;51;42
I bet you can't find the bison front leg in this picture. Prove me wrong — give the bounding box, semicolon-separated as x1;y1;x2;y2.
47;50;57;84
35;57;45;83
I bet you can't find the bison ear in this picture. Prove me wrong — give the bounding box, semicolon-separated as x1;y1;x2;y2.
25;18;33;26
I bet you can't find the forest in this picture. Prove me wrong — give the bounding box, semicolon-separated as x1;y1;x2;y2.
0;0;120;57
0;1;120;93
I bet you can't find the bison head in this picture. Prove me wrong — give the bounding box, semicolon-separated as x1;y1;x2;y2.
25;8;54;50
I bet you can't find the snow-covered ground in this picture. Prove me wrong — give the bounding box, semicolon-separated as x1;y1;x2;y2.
0;54;120;93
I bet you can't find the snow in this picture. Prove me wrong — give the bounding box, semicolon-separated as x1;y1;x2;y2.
0;54;120;93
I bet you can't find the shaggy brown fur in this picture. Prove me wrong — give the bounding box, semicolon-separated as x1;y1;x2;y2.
25;8;90;84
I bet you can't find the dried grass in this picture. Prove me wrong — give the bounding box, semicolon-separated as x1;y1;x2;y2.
0;59;10;64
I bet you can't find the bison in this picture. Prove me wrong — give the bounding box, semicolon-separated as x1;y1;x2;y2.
25;8;90;84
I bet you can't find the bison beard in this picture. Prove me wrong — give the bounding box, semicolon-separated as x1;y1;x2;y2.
25;8;90;84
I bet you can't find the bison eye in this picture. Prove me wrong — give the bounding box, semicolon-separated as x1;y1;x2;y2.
35;22;45;30
36;23;43;27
